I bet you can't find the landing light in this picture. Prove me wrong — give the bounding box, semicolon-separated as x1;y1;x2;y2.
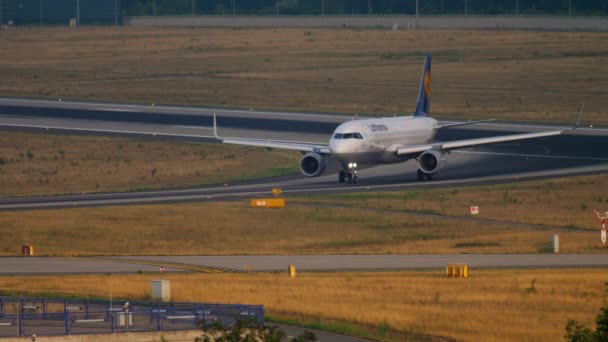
348;163;357;169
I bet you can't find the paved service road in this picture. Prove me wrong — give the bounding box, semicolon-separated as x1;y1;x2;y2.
0;257;183;275
1;255;607;275
104;254;608;271
272;323;373;342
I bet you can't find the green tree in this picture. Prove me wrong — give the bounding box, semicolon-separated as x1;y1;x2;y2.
565;320;594;342
565;304;608;342
595;305;608;341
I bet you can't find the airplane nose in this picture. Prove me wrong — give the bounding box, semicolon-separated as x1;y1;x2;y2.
330;140;356;163
329;140;347;154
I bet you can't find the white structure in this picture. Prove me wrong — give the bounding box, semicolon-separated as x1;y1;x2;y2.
117;312;132;327
595;210;608;245
151;280;171;302
552;234;559;254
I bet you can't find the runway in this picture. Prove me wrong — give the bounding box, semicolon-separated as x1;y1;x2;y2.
0;98;607;210
2;254;608;275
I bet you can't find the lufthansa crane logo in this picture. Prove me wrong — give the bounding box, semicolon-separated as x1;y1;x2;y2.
424;72;431;97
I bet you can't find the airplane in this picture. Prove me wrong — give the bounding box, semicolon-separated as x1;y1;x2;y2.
215;54;578;184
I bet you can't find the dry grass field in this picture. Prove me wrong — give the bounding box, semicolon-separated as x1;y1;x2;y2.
1;269;606;342
299;173;608;232
1;27;607;124
0;199;603;256
0;131;298;196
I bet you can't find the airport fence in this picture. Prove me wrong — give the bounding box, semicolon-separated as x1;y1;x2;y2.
0;0;121;26
0;297;264;338
124;14;608;31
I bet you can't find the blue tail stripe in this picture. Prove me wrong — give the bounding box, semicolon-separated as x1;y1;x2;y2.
414;54;432;117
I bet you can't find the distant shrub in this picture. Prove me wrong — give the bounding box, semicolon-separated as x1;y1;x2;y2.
565;304;608;342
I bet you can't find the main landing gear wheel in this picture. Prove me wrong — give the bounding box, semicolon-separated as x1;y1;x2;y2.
417;169;433;181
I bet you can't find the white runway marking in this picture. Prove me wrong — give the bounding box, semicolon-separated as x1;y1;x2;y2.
173;125;212;129
99;108;137;112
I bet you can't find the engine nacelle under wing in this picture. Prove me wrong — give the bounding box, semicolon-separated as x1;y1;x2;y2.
418;150;448;174
300;153;328;177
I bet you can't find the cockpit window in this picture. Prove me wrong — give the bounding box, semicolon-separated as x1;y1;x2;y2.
333;132;364;140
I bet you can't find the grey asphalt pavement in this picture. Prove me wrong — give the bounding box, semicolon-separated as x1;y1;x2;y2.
271;323;374;342
104;254;608;272
0;257;182;275
2;254;607;275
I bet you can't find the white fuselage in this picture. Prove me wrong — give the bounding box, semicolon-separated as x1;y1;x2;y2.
329;116;437;165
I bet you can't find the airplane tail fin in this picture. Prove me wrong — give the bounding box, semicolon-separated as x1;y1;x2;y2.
414;54;432;117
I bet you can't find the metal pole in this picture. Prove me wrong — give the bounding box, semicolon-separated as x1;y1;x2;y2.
64;302;69;335
18;311;23;337
76;0;80;25
464;0;467;15
232;0;235;16
152;0;156;17
569;0;572;16
368;0;371;15
416;0;419;18
109;274;112;312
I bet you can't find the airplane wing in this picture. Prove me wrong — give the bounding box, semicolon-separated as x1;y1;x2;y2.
396;129;566;156
417;105;585;156
214;113;331;153
436;119;496;129
220;137;331;154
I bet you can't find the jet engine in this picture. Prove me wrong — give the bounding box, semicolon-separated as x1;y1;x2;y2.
300;153;328;177
418;150;448;174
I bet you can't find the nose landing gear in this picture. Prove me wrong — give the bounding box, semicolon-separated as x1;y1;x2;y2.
339;163;358;184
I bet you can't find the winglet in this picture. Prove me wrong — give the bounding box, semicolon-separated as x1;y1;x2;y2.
575;103;584;128
570;103;584;131
414;54;432;117
213;112;220;139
